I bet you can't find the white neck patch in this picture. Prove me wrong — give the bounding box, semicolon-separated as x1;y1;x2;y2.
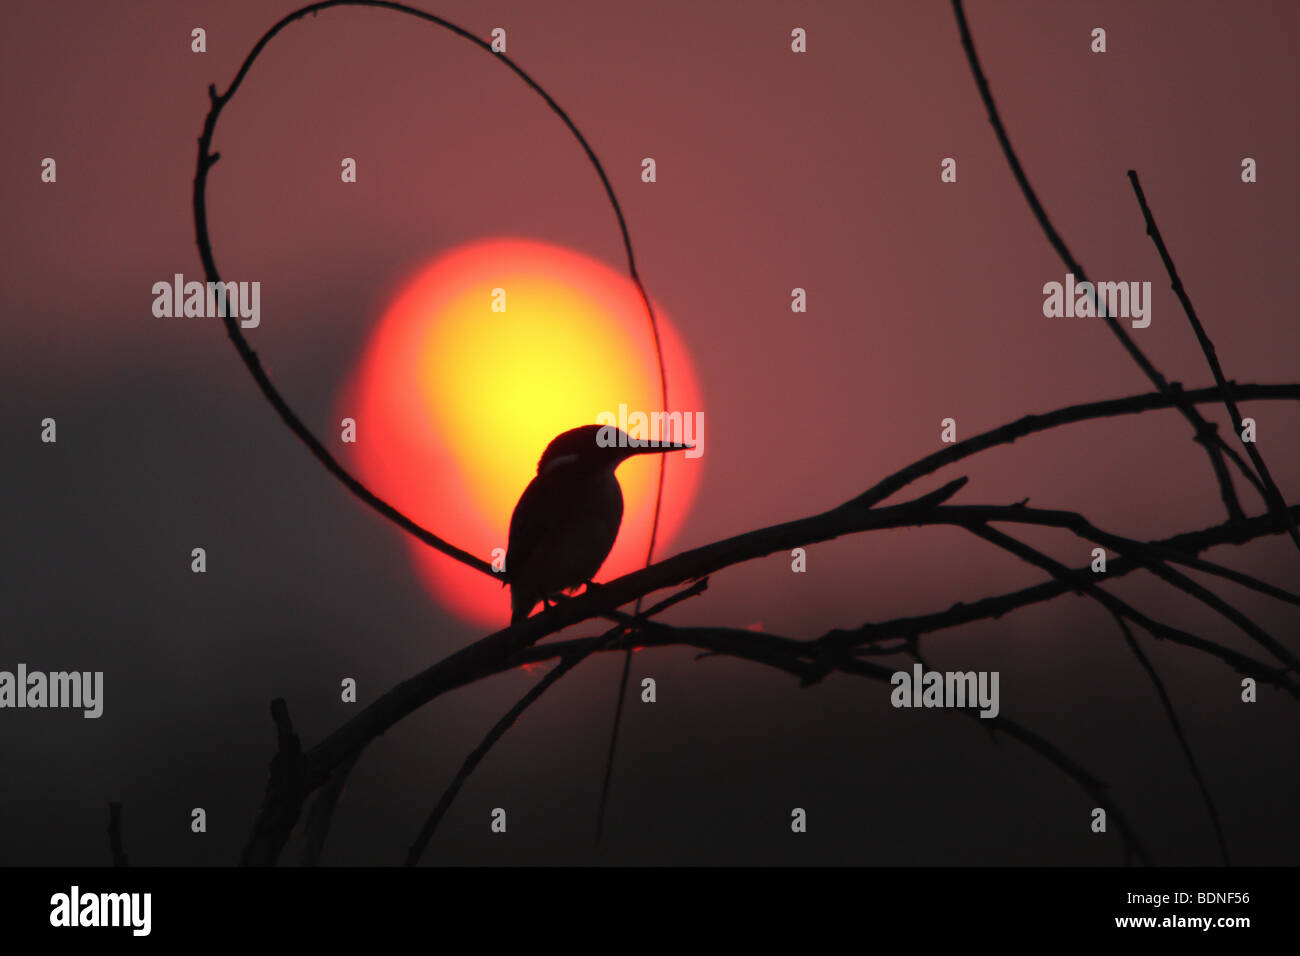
540;452;580;475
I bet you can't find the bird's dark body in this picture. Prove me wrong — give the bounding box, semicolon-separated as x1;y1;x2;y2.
505;424;689;625
507;461;623;624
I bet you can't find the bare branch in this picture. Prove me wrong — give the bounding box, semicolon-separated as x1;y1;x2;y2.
303;478;969;772
232;481;969;863
251;480;1299;865
268;500;1300;866
1105;609;1229;865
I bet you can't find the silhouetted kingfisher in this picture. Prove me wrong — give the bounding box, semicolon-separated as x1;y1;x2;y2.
506;424;691;624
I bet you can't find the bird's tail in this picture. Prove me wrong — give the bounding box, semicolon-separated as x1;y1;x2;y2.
510;590;536;627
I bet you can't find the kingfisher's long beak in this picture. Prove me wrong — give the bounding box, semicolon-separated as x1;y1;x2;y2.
627;441;693;455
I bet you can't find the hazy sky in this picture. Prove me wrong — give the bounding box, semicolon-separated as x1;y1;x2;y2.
2;0;1297;865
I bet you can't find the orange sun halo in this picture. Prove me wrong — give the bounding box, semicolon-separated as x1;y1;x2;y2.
341;238;704;629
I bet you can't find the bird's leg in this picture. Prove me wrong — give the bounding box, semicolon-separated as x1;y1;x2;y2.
542;586;604;612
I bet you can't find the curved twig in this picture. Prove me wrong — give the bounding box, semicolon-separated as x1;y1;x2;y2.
194;0;670;578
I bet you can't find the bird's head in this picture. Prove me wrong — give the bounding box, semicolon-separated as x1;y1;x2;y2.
536;423;692;475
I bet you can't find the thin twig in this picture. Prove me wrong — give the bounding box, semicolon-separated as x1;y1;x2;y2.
107;802;128;868
851;383;1300;511
832;658;1152;865
403;580;708;865
240;698;307;867
961;523;1298;699
594;648;634;845
837;504;1300;653
935;503;1299;671
1127;169;1300;551
403;653;584;866
300;747;362;867
1106;609;1229;865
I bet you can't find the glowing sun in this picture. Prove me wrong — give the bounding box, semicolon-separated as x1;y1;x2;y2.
341;238;704;628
